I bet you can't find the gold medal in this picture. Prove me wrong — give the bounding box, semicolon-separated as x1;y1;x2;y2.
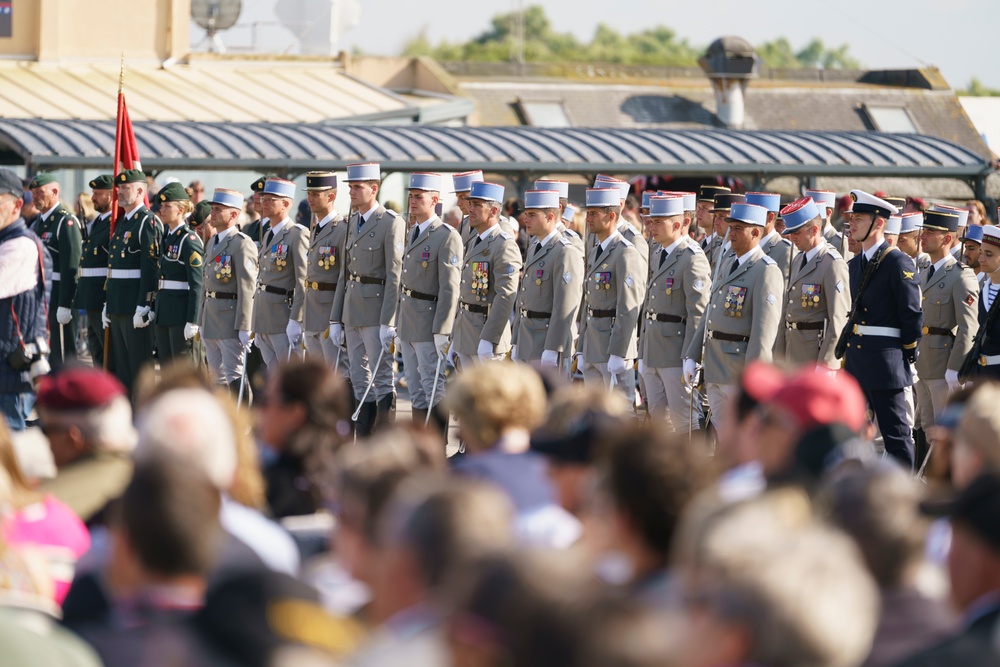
813;295;820;303
666;288;672;295
536;279;541;285
216;273;222;279
422;261;428;268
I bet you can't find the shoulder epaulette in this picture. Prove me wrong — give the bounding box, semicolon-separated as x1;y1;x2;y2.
558;236;572;247
760;255;777;266
499;230;514;241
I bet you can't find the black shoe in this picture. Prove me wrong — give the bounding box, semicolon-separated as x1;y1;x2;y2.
354;400;377;438
373;393;397;432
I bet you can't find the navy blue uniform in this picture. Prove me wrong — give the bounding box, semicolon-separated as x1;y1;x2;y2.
971;287;1000;382
843;242;922;467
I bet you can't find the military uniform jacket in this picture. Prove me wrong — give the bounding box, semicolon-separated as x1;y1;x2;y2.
972;286;1000;381
253;219;308;335
618;220;648;279
760;232;795;285
843;243;923;391
303;213;346;332
783;243;851;368
242;217;269;250
453;225;522;355
914;256;979;379
513;233;584;359
106;206;161;316
75;212;111;312
640;238;710;368
915;253;932;277
154;224;204;327
579;233;644;363
556;221;585;255
703;234;725;272
202;229;258;339
686;246;784;385
34;205;82;309
460;215;517;251
332;205;404;328
397;216;463;342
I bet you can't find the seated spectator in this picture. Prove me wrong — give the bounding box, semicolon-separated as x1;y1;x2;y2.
255;359;351;519
448;362;579;548
824;465;956;667
588;423;711;605
0;418;89;604
352;475;514;666
35;367;136;523
895;473;1000;666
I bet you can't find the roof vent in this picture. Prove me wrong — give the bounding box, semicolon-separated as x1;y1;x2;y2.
699;36;760;129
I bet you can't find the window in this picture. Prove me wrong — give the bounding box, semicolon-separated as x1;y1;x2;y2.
515;100;571;127
862;105;918;133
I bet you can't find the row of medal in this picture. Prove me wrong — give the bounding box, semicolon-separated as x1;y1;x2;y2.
723;285;747;318
214;255;233;283
471;261;490;300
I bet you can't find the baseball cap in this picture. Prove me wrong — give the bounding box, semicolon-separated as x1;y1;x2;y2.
0;168;22;197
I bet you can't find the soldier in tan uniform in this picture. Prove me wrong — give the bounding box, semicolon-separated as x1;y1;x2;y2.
396;173;462;427
684;203;784;433
452;170;518;250
639;195;710;431
452;181;521;368
512;189;583;371
201;189;258;392
577;187;644;399
330;162;405;434
708;193;746;273
533;179;585;254
806;189;852;260
779;197;851;369
914;209;979;430
301;172;348;378
595;175;649;278
696;185;731;269
252;179;308;368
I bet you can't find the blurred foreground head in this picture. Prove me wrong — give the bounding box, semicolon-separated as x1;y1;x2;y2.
447;362;547;452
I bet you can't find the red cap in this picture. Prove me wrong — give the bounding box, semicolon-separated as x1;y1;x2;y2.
768;366;867;433
740;361;786;404
36;367;126;410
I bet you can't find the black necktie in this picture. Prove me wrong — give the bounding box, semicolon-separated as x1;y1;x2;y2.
411;226;419;245
729;259;739;275
212;233;219;247
926;265;936;283
357;212;364;232
263;229;273;248
594;244;604;264
799;253;808;272
659;248;668;268
474;235;483;248
860;253;868;273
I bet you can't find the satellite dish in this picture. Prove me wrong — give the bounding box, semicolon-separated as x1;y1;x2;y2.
192;0;242;53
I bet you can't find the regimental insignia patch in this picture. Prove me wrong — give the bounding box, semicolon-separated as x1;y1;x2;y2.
903;270;915;280
966;293;977;306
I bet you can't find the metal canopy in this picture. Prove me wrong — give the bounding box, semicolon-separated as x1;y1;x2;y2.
0;119;990;180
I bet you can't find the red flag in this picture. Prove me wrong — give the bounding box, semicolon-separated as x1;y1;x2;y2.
111;63;143;235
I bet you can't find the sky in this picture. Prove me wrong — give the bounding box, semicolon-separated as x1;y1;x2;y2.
194;0;1000;90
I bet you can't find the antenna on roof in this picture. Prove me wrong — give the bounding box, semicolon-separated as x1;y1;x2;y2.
192;0;242;54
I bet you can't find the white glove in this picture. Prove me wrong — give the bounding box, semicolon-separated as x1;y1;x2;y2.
447;343;457;366
477;339;494;361
945;369;960;392
239;330;252;350
101;304;110;329
682;358;699;386
433;333;450;357
56;307;73;326
286;319;302;346
329;322;344;347
637;359;646;376
133;305;150;329
607;354;626;375
379;325;396;351
575;353;584;372
510;344;518;361
909;363;919;383
540;349;559;368
183;323;199;341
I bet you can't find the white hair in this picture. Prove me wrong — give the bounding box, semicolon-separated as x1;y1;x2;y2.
39;395;137;453
135;388;237;490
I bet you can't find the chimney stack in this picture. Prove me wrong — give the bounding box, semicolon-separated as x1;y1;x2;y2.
699;36;760;130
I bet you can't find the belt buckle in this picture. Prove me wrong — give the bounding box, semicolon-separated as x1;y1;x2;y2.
981;356;988;367
207;291;216;298
853;324;861;336
921;326;929;335
309;281;318;290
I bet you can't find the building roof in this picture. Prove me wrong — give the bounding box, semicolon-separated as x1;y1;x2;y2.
0;120;989;182
0;57;416;124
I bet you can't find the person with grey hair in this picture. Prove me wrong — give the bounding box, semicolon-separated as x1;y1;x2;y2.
351;474;514;667
824;465;956;667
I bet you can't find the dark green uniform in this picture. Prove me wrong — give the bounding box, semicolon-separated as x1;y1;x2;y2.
106;204;161;395
35;204;82;370
76;211;112;368
154;224;205;363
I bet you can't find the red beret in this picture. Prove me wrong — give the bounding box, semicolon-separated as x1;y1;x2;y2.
769;366;867;433
740;361;785;404
36;367;126;410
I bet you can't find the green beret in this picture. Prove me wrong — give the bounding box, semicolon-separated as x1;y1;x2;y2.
157;182;190;203
28;172;57;189
117;169;146;184
190;200;212;225
251;177;267;193
89;174;114;190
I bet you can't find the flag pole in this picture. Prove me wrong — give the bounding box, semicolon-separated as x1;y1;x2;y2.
103;53;125;371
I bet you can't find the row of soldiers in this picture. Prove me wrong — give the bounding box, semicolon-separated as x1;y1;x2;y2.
31;166;996;462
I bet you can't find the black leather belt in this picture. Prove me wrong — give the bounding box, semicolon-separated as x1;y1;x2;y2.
786;321;825;331
306;281;337;292
709;330;750;343
259;284;292;296
206;291;237;300
349;273;385;286
402;287;438;302
922;326;955;338
521;309;551;319
588;308;616;318
644;312;685;323
460;302;489;315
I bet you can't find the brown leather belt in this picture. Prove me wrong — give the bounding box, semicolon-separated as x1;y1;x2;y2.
644;312;685;323
402;287;438;302
588;308;616;318
206;291;237;300
306;281;337;292
521;309;551;319
922;326;955;338
460;302;489;315
258;284;292;296
786;321;825;331
349;273;385;286
709;330;750;343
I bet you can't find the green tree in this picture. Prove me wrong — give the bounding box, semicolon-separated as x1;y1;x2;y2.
961;77;1000;96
